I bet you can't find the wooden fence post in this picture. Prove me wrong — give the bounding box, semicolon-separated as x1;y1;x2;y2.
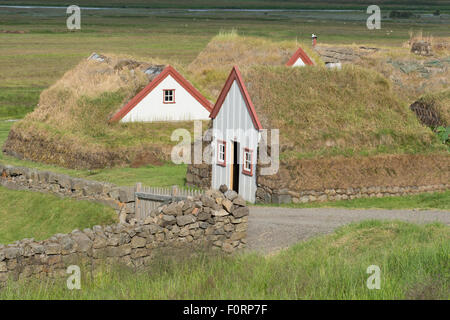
171;185;178;202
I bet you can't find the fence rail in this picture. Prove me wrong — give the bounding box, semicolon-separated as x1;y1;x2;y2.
134;183;204;221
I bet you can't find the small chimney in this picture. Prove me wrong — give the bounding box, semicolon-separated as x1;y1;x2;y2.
312;33;317;47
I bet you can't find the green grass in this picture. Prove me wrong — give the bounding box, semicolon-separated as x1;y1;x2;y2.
1;220;448;299
0;5;447;123
0;186;117;244
0;121;187;187
245;65;445;159
259;191;450;211
1;0;449;11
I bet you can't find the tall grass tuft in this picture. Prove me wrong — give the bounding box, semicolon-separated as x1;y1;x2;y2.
1;221;448;299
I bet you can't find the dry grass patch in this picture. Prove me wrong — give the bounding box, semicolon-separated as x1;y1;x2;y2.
244;65;443;159
356;37;450;102
188;32;322;98
3;54;210;169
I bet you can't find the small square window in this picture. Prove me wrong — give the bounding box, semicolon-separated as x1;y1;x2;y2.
163;89;175;103
242;148;253;176
217;140;226;166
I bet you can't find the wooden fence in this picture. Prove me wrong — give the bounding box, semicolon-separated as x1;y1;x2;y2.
134;183;204;221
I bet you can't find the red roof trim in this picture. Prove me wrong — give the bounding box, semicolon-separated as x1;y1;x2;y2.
286;47;314;66
210;66;262;131
110;65;213;122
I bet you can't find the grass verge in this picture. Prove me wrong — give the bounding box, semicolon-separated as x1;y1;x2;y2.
0;186;117;244
1;221;448;299
257;191;450;211
1;121;187;187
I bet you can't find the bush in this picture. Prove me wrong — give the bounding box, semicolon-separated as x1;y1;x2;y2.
435;126;450;145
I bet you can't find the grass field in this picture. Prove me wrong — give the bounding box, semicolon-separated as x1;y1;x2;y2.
1;0;449;10
1;220;448;299
0;120;187;186
0;5;448;122
0;186;117;244
260;191;450;211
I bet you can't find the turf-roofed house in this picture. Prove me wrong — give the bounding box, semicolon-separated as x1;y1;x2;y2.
187;62;448;205
209;66;263;203
285;47;315;67
110;65;213;122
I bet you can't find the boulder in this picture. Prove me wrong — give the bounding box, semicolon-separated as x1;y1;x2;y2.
231;206;249;218
224;190;238;201
176;214;196;226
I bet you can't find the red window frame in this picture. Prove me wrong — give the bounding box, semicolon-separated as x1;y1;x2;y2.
217;140;226;167
163;89;175;104
242;148;253;176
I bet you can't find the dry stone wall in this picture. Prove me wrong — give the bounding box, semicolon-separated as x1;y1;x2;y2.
187;154;449;204
256;184;449;204
0;164;136;222
0;185;248;285
186;163;212;189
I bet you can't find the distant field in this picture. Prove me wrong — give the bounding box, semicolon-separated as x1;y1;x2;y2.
1;221;448;299
0;6;448;122
0;185;117;244
0;0;449;10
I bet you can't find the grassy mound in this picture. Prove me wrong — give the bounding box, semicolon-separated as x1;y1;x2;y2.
0;186;117;245
2;54;207;169
2;221;448;299
355;37;450;102
188;31;321;98
244;65;444;158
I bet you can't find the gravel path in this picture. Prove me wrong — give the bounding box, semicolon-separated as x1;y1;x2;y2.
246;207;450;253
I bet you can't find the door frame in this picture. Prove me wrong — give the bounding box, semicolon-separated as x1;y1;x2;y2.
230;140;239;193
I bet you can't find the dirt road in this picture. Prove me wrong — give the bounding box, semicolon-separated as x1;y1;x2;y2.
246;207;450;253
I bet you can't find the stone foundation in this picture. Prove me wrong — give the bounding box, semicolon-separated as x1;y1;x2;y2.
186;163;212;189
256;184;449;204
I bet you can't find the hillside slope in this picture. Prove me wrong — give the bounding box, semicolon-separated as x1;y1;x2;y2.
2;54;208;169
188;32;321;98
244;65;444;158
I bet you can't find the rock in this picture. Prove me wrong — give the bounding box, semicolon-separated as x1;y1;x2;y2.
93;236;108;249
60;236;75;253
119;187;135;203
44;243;62;255
231;206;249;218
224;190;238;201
182;201;195;213
201;195;219;210
222;199;233;212
3;247;21;259
219;185;228;193
71;232;93;252
212;209;229;217
131;236;146;248
160;214;176;227
162;202;182;216
176;214;196;226
197;211;211;221
232;196;246;206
